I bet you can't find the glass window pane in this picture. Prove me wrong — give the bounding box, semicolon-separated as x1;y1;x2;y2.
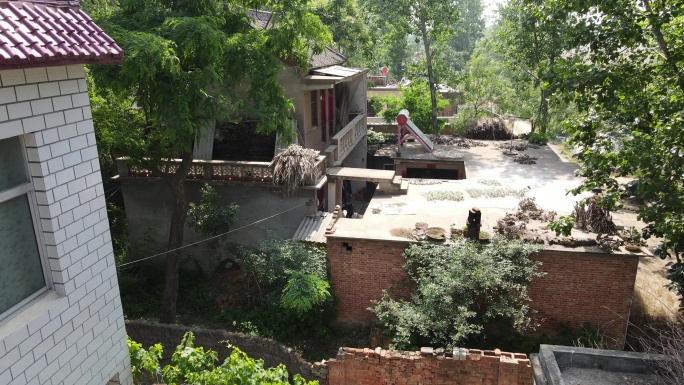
0;136;29;192
0;194;45;314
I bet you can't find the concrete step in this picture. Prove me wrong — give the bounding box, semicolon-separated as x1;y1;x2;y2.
400;180;409;194
392;175;402;185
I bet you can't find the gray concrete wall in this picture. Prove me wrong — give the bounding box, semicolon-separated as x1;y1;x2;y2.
192;119;216;160
342;136;369;193
120;179;316;273
349;74;367;114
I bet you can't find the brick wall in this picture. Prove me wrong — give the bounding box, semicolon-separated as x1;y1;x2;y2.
529;250;638;349
328;238;412;325
327;237;639;349
327;347;533;385
0;66;131;385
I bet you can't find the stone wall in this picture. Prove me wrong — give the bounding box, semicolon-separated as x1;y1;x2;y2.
124;321;327;382
326;237;639;349
120;179;315;273
328;347;533;385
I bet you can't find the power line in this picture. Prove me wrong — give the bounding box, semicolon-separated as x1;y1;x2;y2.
115;202;308;270
105;187;121;201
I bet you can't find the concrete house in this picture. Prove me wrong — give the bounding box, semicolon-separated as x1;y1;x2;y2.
0;1;131;384
116;13;376;271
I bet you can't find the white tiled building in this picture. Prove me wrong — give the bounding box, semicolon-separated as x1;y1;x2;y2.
0;2;131;385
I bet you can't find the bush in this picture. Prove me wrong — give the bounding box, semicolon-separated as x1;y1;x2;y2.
528;133;549;145
370;238;543;350
228;236;335;337
547;216;575;237
128;332;318;384
370;79;449;134
187;184;239;237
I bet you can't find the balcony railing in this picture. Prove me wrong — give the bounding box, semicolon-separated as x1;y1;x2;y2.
117;155;328;186
327;113;367;166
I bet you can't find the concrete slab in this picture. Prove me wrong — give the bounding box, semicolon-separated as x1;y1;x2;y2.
534;345;663;385
327;167;395;182
337;139;649;256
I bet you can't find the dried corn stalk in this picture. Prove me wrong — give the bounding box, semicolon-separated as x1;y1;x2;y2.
270;144;319;196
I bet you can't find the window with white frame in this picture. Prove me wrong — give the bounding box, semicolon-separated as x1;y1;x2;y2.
0;136;48;318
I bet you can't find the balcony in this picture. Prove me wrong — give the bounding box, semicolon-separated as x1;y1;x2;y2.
116;155;328;187
325;113;367;166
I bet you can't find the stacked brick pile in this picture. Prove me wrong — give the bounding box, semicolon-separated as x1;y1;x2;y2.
327;347;533;385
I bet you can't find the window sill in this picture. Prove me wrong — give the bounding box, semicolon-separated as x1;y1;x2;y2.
0;290;64;341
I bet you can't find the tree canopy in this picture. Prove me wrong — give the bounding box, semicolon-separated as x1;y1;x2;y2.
366;0;461;135
496;0;566;133
90;0;331;323
503;0;684;308
370;238;543;350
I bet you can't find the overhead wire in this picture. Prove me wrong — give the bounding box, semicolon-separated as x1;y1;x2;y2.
105;187;121;201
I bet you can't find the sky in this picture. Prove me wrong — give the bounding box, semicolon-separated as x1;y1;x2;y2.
483;0;505;27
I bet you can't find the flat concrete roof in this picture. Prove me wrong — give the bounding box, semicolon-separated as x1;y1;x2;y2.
330;140;648;256
376;143;467;161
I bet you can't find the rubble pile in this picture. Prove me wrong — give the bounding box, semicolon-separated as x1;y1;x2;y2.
495;198;556;241
514;154;537;164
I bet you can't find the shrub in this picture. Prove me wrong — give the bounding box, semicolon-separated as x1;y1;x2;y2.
230;236;335;337
187;184;239;237
464;117;512;140
547;216;575;237
128;332;318;384
370;238;543;350
528;133;549;145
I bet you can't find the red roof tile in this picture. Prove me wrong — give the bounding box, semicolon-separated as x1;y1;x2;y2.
0;0;122;69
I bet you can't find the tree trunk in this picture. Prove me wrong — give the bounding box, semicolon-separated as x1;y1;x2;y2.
537;87;548;134
159;151;193;324
421;19;439;137
642;0;684;94
536;55;554;135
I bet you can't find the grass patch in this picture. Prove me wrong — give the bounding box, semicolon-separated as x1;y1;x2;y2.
422;190;465;202
466;187;527;199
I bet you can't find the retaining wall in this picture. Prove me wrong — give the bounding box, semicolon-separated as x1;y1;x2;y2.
124;321;327;382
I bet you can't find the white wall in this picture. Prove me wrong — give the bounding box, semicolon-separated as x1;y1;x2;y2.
0;65;131;385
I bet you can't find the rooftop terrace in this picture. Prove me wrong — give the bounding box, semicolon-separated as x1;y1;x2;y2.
331;140;650;256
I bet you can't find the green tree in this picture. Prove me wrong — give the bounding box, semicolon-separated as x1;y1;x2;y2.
313;0;378;66
129;332;318;384
370;238;543;349
443;0;485;75
369;78;449;133
367;0;460;136
238;236;330;309
90;0;330;323
528;0;684;309
456;29;538;127
496;0;565;134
